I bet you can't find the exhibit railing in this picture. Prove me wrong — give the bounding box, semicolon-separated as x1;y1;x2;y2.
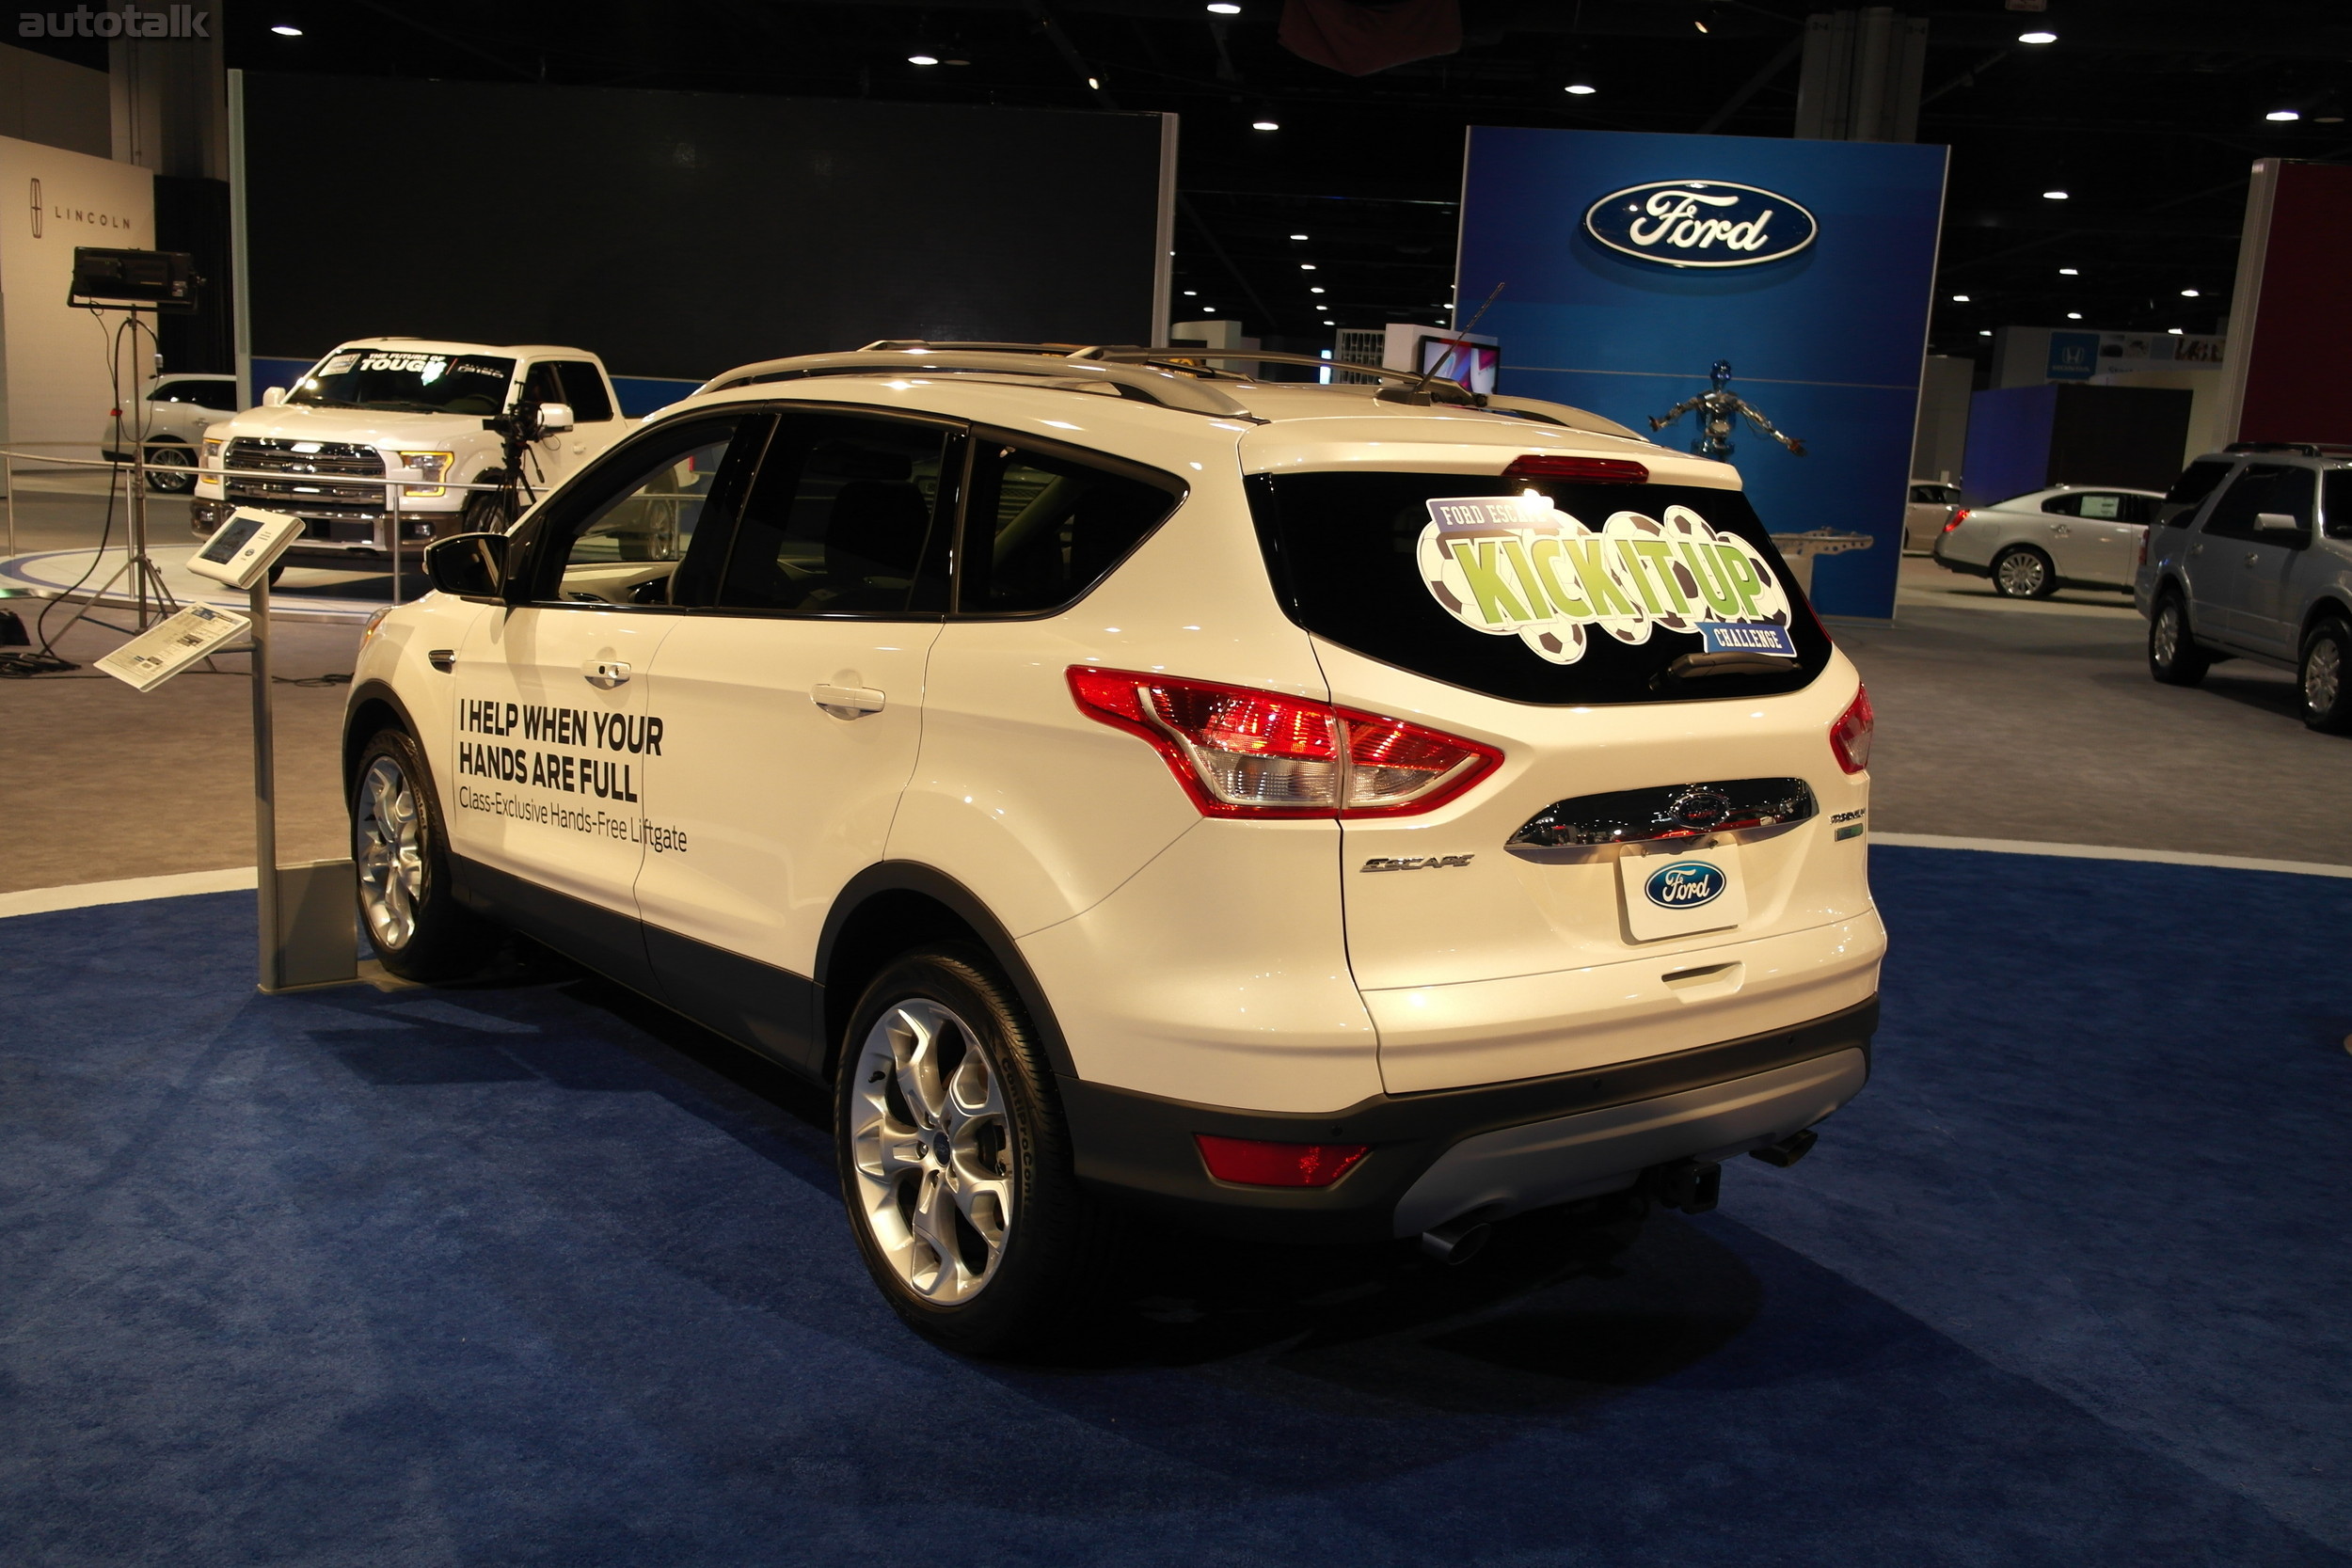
2;446;516;620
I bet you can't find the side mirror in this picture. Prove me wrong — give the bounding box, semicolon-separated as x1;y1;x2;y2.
2254;512;2304;534
261;386;285;407
423;531;510;598
536;402;575;436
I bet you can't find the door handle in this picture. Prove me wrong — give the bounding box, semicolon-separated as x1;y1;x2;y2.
812;682;886;717
582;658;631;689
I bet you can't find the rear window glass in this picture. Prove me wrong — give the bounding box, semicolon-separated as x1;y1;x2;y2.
1248;471;1831;706
2160;459;2233;527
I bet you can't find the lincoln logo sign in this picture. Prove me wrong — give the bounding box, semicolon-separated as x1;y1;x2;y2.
1644;860;1727;910
1416;496;1794;666
1583;181;1818;269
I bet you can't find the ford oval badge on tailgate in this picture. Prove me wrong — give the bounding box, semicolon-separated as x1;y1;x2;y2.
1644;860;1728;910
1583;181;1818;269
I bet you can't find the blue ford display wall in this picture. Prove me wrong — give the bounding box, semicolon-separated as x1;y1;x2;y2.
1457;128;1947;620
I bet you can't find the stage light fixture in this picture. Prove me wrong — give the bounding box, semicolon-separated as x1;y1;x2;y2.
909;54;938;65
2168;327;2185;335
1565;83;1597;95
1252;119;1279;131
2267;110;2300;121
1206;3;1241;12
2018;29;2057;43
2182;289;2200;298
2066;312;2082;320
1289;233;1308;240
2058;267;2079;275
2042;190;2069;200
271;23;302;35
1949;293;1969;303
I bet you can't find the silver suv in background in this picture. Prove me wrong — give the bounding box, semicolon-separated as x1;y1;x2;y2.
1931;484;2166;597
2137;443;2352;733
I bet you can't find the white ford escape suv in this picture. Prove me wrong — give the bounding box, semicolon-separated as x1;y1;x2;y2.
347;343;1884;1352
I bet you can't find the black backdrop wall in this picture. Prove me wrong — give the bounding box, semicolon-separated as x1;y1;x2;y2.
240;74;1169;381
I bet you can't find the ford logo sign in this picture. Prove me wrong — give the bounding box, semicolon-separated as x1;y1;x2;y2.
1583;181;1818;270
1644;859;1728;910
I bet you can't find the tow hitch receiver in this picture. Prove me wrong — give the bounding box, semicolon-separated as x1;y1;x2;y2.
1650;1159;1721;1214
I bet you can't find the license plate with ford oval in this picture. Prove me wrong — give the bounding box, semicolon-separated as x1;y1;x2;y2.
1618;846;1747;942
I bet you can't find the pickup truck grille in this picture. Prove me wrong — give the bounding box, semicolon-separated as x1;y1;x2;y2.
224;437;386;519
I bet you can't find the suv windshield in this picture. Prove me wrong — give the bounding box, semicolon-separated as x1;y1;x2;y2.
1248;470;1830;705
288;347;516;416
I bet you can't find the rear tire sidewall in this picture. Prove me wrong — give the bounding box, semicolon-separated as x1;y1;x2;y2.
351;728;486;980
145;445;195;493
834;947;1098;1355
2301;618;2352;733
2149;593;2210;686
1992;546;2057;599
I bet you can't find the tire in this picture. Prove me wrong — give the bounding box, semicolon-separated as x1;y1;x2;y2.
144;444;196;493
458;483;516;536
1991;546;2058;599
351;728;492;979
835;946;1110;1355
2300;617;2352;734
2148;592;2211;687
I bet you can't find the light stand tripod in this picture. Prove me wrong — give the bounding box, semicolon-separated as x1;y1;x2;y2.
44;306;183;641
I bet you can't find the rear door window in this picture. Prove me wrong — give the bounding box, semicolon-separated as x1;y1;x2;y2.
2325;470;2352;539
2160;459;2233;528
1248;471;1831;705
2201;464;2314;545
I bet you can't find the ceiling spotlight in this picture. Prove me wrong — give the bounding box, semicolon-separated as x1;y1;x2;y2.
2066;312;2083;320
2058;267;2079;276
1299;263;1316;271
1979;329;1993;337
2267;110;2301;122
270;22;302;35
1322;320;1336;326
2168;327;2185;335
1950;293;1970;303
1206;2;1241;11
2042;190;2070;200
1565;83;1597;96
1251;119;1279;131
909;54;938;65
1289;232;1309;240
1310;287;1326;293
2182;289;2201;298
1087;76;1101;89
1182;290;1198;296
2319;117;2346;124
1693;18;1709;32
2017;29;2057;43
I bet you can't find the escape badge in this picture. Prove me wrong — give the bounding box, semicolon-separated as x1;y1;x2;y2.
1415;498;1794;666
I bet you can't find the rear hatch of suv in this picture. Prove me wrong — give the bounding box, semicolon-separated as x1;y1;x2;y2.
1243;421;1880;1095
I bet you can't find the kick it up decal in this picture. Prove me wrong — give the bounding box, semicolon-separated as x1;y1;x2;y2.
1416;496;1794;665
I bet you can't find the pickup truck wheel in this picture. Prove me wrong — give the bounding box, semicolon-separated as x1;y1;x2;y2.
352;729;492;979
2300;618;2352;733
1991;546;2057;599
2148;594;2210;687
836;946;1108;1355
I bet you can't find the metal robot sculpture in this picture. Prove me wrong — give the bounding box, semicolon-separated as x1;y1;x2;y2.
1648;360;1807;461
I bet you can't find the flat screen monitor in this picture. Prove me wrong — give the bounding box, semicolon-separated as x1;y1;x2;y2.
1417;336;1500;397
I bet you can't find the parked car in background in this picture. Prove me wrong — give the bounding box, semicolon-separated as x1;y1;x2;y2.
1931;483;2167;597
98;372;242;494
1902;480;1961;552
2137;443;2352;733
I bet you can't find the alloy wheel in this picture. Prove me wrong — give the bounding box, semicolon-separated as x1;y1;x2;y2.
2153;603;2182;666
2309;636;2344;717
848;999;1015;1305
1995;551;2046;596
354;755;424;950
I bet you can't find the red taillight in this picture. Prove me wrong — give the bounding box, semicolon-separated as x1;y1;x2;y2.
1068;667;1502;818
1500;453;1650;485
1830;684;1874;774
1941;509;1969;532
1194;1134;1370;1188
2137;530;2150;569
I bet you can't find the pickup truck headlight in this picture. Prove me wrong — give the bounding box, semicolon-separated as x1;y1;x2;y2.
393;450;454;499
201;438;223;470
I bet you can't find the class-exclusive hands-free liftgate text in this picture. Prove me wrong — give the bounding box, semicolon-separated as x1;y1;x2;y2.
341;342;1885;1352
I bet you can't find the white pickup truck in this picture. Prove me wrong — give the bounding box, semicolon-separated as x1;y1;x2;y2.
190;340;630;568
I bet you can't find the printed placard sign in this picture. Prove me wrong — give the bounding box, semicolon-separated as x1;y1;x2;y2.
1416;496;1794;666
1617;844;1747;942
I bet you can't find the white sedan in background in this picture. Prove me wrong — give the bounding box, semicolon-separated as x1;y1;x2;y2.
1931;484;2168;598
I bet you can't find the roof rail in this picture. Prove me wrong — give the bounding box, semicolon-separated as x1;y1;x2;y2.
698;346;1261;420
2223;440;2352;457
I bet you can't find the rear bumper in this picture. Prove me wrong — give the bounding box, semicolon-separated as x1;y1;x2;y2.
1059;995;1876;1243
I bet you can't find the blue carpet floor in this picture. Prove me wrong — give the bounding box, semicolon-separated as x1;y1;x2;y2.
3;846;2349;1566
